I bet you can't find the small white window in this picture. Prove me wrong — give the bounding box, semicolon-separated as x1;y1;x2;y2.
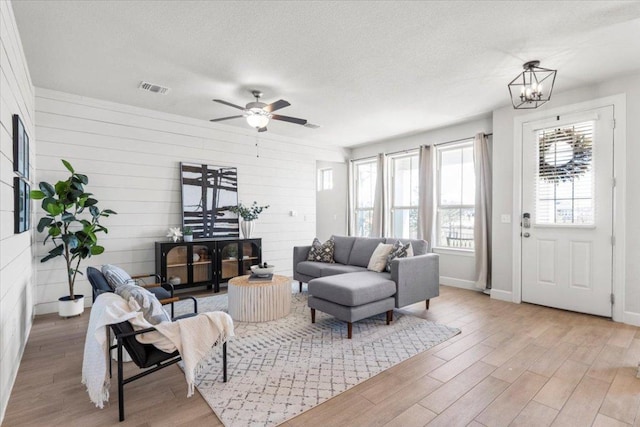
318;168;333;191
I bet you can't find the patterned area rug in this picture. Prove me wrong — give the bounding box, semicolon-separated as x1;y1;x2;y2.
173;287;460;427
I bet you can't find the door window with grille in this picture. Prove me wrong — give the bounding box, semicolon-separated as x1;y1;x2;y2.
535;121;594;225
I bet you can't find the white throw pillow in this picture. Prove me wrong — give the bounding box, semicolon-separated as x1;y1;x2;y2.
367;243;394;272
102;264;135;289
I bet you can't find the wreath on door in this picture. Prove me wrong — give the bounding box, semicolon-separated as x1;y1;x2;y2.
538;128;592;183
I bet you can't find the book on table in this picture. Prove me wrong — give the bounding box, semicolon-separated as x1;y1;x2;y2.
248;273;273;282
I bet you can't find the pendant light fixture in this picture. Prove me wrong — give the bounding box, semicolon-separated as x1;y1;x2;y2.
508;60;557;109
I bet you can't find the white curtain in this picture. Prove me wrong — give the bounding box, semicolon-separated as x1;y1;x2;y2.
371;153;385;237
474;133;492;290
418;145;434;245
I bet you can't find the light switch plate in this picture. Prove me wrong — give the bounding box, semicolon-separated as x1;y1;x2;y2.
501;214;511;224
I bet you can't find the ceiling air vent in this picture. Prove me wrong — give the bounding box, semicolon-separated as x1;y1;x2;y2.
138;81;170;95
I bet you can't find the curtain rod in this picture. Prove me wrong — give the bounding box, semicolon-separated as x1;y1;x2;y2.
382;133;494;157
431;133;493;148
350;133;493;162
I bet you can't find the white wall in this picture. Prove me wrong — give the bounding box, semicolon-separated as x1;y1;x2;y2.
350;116;492;288
0;0;35;421
316;160;349;241
492;72;640;324
33;88;347;314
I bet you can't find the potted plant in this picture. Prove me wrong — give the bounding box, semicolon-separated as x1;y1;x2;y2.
183;226;193;242
30;160;116;317
229;201;269;239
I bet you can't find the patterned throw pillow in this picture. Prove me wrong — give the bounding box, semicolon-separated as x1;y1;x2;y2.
385;241;411;272
102;264;135;290
307;237;335;263
115;283;171;325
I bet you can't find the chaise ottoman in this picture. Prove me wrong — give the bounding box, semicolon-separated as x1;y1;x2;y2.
308;271;396;339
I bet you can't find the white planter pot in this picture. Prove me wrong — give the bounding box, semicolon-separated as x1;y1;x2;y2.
58;295;85;317
183;235;193;242
241;220;255;239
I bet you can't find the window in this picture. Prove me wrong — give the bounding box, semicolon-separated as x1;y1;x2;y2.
388;152;419;239
535;122;594;225
352;159;377;237
436;142;475;249
318;168;333;191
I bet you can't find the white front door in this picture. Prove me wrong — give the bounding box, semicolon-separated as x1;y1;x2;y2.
521;106;614;317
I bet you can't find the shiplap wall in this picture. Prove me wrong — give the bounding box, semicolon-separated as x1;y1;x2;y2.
34;88;347;314
0;0;35;421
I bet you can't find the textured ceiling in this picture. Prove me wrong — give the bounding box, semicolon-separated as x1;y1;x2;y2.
11;1;640;147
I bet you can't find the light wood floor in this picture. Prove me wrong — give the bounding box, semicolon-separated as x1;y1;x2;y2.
4;285;640;426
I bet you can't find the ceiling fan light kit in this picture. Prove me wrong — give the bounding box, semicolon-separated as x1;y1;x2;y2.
211;90;317;133
508;60;557;109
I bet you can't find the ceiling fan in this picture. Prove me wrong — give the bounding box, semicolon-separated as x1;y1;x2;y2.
210;90;318;132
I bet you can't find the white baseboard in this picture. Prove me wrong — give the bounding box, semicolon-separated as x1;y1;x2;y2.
35;301;59;315
623;311;640;327
440;276;478;291
490;288;514;302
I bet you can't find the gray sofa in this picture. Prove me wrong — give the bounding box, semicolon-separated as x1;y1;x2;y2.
293;235;440;309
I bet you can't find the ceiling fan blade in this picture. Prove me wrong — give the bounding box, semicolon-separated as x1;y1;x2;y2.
304;123;320;129
258;126;267;133
213;99;246;110
263;99;290;113
270;114;307;125
209;115;244;122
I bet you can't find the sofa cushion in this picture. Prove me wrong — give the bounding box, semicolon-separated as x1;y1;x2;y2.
320;264;367;276
307;237;335;263
298;261;366;278
348;237;386;267
367;243;394;272
297;261;327;277
331;235;356;265
308;271;396;307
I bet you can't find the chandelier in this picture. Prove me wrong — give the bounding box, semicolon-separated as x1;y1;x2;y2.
508;60;557;109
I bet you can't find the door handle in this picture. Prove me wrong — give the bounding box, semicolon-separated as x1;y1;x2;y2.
523;232;531;238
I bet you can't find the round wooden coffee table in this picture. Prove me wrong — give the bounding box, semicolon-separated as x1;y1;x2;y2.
227;274;292;322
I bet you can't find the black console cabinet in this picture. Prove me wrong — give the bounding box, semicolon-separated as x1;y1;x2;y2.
155;238;262;292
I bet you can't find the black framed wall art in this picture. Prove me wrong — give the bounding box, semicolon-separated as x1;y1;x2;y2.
180;162;239;238
14;177;30;234
13;114;29;179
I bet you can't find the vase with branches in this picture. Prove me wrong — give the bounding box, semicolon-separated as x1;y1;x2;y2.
229;202;269;238
30;160;116;315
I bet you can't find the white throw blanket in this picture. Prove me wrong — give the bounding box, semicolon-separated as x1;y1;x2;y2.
140;312;234;396
81;293;141;408
82;293;234;407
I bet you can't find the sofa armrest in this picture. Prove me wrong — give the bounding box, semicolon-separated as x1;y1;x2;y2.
390;253;439;308
293;245;312;270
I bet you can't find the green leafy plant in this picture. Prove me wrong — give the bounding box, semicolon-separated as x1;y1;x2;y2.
30;160;116;300
229;202;270;221
183;226;193;235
